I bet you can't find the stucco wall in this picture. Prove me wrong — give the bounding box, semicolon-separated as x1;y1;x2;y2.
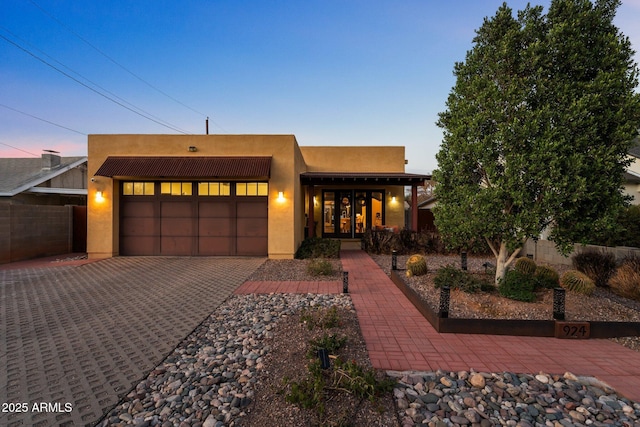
87;134;304;259
300;146;405;172
522;238;640;266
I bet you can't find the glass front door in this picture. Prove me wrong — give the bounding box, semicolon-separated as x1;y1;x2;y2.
322;190;384;238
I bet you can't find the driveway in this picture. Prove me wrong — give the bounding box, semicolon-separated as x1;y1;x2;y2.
0;257;265;427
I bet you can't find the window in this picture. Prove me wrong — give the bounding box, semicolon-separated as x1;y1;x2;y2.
161;182;192;196
236;182;268;196
198;182;231;196
122;182;154;195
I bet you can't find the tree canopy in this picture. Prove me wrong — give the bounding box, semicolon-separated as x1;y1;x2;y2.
434;0;640;283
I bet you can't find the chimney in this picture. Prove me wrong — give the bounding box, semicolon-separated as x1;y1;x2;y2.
42;150;61;170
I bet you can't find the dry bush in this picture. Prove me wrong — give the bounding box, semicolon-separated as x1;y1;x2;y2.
610;257;640;301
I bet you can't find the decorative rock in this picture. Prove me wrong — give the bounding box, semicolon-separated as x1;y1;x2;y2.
470;373;486;388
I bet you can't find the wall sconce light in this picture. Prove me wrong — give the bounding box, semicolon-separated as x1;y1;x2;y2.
391;196;397;203
313;196;318;206
188;146;197;152
95;191;105;202
277;191;285;201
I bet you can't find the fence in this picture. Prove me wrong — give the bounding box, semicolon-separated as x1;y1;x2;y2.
0;204;85;264
522;238;640;266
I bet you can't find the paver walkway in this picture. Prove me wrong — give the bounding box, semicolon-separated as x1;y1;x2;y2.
239;249;640;402
0;256;265;427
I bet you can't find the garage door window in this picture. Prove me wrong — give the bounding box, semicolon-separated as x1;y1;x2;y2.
198;182;231;196
236;182;268;196
161;182;192;196
122;182;155;195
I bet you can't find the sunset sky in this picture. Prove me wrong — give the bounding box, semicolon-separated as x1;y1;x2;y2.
1;0;639;174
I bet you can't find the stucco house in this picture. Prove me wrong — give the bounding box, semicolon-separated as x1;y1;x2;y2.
87;134;430;260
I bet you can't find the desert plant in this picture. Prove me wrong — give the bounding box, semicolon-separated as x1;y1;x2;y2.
307;258;333;276
300;306;342;331
498;270;536;302
560;270;595;296
609;256;640;301
572;249;616;287
514;257;537;276
433;264;493;293
307;333;348;358
405;254;428;277
534;265;560;289
295;238;341;259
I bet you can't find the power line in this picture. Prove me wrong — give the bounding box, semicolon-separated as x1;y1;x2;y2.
28;0;227;132
0;141;40;157
0;103;86;135
0;32;191;134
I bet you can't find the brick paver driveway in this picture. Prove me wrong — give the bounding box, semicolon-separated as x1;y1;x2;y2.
0;257;265;427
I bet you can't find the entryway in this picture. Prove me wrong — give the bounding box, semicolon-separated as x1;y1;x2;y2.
321;190;384;238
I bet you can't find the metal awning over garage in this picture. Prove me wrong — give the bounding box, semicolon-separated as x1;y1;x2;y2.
95;156;271;179
300;172;431;186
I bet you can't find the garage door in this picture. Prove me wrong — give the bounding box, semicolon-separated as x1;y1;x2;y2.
120;181;268;256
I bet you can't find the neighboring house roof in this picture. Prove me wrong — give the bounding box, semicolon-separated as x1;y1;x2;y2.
630;135;640;158
0;156;87;197
417;195;437;209
625;170;640;184
95;156;272;179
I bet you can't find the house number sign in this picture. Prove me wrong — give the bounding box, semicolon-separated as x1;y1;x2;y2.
555;321;590;339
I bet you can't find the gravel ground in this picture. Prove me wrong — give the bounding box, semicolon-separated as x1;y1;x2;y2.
100;255;640;427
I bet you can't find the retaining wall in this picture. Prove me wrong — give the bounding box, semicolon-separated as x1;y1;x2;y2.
522;239;640;266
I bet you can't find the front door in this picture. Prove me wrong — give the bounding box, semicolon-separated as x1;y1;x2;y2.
322;190;384;238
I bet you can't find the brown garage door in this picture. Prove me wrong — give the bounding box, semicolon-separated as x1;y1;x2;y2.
120;183;267;256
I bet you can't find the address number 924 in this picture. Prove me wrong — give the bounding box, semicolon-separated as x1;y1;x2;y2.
555;322;590;339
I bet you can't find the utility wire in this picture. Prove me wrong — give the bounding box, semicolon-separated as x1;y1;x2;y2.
0;32;190;134
0;141;40;157
0;103;87;135
0;27;190;134
28;0;227;132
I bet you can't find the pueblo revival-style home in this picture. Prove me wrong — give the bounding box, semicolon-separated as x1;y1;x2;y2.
87;134;430;259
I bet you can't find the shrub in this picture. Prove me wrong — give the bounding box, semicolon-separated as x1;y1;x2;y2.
434;264;493;294
572;249;616;287
295;238;341;259
307;258;333;276
609;256;640;301
534;265;560;289
498;270;537;302
405;254;428;277
514;257;537;276
560;270;595;296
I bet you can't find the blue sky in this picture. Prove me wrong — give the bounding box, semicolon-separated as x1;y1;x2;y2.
1;0;639;174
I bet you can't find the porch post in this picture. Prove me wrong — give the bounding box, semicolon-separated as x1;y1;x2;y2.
411;184;418;232
308;185;315;238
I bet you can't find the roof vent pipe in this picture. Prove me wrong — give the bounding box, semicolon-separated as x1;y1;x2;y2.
206;117;209;135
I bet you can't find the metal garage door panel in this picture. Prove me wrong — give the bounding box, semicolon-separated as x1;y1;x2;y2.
198;237;233;255
237;217;267;237
120;218;155;236
161;237;192;255
161;218;193;236
199;201;232;217
121;201;154;217
160;201;193;255
162;201;192;217
198;218;233;237
236;200;267;218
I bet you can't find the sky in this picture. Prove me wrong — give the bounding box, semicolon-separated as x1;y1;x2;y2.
1;0;639;174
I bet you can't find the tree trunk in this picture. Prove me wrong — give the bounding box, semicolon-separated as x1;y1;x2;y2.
494;242;509;286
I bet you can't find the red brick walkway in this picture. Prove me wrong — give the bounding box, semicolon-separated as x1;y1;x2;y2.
238;249;640;402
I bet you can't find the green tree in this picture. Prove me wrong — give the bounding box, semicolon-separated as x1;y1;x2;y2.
434;0;640;285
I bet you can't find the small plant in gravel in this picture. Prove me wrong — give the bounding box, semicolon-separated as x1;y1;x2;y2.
560;270;595;296
307;333;348;358
307;258;334;276
405;254;428;277
572;249;617;287
498;270;537;302
295;238;341;259
300;305;342;330
433;264;493;293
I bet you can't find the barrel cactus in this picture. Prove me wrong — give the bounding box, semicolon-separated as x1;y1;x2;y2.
406;254;428;277
534;265;560;289
514;257;537;276
560;270;595;296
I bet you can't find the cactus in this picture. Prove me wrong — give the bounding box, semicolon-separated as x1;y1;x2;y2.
514;257;537;276
534;265;560;289
405;254;428;277
560;270;595;296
